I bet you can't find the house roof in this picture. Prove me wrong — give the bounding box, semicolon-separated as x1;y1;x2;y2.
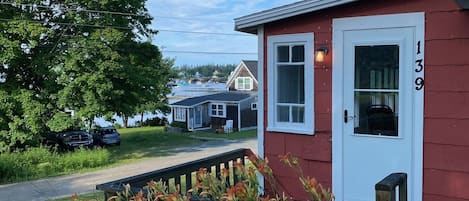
170;92;254;107
243;60;258;79
226;60;258;88
234;0;358;34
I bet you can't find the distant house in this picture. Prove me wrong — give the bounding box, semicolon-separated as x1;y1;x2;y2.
170;92;257;132
226;60;258;92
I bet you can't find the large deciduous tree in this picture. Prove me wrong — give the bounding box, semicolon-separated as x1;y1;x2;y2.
0;0;171;152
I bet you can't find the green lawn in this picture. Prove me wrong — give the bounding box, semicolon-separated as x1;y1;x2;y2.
191;129;257;140
0;127;257;184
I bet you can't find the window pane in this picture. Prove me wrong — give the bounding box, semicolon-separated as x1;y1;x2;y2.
355;45;399;89
292;45;304;62
218;111;223;116
354;91;398;136
292;106;304;123
212;111;217;115
218;105;223;109
277;65;304;104
277;46;289;62
277;105;289;122
238;78;244;85
212;105;216;109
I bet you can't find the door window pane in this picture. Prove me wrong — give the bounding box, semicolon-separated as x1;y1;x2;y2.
354;92;398;136
353;44;399;137
355;45;399;90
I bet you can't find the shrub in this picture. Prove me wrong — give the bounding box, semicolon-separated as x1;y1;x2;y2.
139;117;168;127
102;153;333;201
169;121;186;129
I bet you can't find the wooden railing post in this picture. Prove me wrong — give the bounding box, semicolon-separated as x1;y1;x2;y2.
375;173;407;201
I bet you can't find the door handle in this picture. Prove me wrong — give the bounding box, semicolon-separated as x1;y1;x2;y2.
344;110;356;123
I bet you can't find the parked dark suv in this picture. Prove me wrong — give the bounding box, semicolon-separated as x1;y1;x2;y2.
42;130;94;150
92;126;121;146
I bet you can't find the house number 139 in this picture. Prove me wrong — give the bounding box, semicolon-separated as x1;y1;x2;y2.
415;41;424;91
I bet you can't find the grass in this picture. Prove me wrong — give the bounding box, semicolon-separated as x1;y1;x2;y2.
191;129;257;140
49;192;103;201
0;127;257;184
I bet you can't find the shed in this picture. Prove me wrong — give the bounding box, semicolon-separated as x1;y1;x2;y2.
235;0;469;200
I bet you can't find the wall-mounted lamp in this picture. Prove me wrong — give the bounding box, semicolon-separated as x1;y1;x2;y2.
315;47;329;62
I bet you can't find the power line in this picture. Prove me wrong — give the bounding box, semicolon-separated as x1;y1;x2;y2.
0;17;132;30
0;1;145;17
0;18;250;37
162;50;257;55
152;15;231;24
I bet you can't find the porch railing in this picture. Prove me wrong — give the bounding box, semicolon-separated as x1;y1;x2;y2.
375;172;407;201
96;148;255;200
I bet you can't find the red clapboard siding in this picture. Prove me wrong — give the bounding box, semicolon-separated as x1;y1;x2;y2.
315;113;331;132
426;11;469;40
424;118;469;146
284;134;331;162
423;194;469;201
424;169;469;199
425;65;469;92
425;92;469;119
315;67;332;92
315;91;332;114
304;160;332;183
424;143;469;173
265;133;286;155
425;39;469;66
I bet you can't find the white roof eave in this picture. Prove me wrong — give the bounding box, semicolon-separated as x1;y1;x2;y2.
234;0;358;34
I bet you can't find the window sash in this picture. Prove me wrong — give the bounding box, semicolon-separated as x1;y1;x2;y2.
174;108;186;122
267;33;314;135
210;103;226;118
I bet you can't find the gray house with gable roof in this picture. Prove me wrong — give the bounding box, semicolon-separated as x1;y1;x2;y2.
170;91;257;132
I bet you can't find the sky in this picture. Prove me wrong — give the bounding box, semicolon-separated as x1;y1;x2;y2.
145;0;298;67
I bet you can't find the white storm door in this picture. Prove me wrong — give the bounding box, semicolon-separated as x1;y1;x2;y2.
342;27;414;201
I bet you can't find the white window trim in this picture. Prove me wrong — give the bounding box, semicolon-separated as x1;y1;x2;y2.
174;107;186;122
210;103;226;118
267;33;314;135
236;77;254;91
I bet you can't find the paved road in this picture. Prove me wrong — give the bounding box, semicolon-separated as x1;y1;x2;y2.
0;138;257;201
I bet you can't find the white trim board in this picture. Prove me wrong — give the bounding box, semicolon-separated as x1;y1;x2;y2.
257;25;265;194
332;12;424;201
235;0;357;34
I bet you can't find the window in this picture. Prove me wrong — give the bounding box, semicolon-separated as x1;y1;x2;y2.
267;33;314;134
236;77;253;90
174;107;186;122
251;102;258;110
210;103;226;118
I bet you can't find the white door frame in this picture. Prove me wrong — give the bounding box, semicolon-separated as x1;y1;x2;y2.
332;12;425;201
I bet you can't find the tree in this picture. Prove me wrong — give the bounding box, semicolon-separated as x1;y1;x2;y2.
0;0;167;152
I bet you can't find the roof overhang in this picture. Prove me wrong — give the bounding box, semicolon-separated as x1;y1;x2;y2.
234;0;358;34
454;0;469;9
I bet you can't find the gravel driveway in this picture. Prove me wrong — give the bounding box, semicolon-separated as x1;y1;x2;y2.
0;138;258;201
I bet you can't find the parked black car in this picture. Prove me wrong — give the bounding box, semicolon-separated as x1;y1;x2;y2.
42;130;94;150
92;126;121;146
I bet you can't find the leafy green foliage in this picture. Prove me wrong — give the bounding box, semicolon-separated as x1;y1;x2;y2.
0;1;171;151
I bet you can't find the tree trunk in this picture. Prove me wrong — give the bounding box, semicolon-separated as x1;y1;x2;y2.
140;112;144;127
123;115;129;128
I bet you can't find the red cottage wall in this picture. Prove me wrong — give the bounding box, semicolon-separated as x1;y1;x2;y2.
262;0;469;200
